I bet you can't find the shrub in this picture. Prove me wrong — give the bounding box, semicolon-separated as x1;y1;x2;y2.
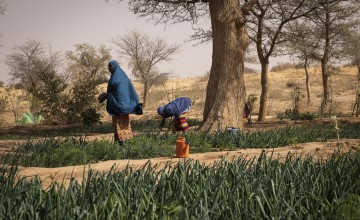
80;107;102;128
276;109;317;121
286;81;297;88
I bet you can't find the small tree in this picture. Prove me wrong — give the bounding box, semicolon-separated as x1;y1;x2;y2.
63;43;111;123
291;85;305;120
285;21;320;105
36;64;67;122
5;39;61;114
112;30;181;108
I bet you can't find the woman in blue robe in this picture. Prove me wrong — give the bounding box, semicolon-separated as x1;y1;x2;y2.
98;60;142;144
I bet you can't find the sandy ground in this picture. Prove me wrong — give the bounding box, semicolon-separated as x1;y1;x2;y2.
1;136;359;189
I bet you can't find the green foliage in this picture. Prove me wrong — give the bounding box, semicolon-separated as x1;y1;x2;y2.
80;107;102;128
36;66;67;122
334;194;360;220
51;145;88;167
1;138;121;167
61;80;99;123
3;121;360;167
277;110;317;121
61;43;111;123
1;152;360;219
65;43;111;85
276;85;318;121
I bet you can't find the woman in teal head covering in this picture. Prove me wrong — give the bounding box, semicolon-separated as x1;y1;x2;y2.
98;60;142;144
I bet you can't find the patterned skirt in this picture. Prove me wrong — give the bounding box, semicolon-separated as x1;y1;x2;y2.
174;116;189;132
112;115;133;142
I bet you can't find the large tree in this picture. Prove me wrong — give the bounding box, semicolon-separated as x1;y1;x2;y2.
305;0;360;115
127;0;258;132
247;0;324;122
112;30;181;108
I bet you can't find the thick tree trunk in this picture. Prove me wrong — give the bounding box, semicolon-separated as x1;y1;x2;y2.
304;58;311;105
320;61;330;114
357;63;360;81
257;60;269;122
142;81;148;108
201;0;248;132
320;4;331;116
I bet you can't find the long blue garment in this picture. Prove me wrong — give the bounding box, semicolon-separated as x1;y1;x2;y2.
106;60;142;115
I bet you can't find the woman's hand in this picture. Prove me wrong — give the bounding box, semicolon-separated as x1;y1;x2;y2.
98;93;108;103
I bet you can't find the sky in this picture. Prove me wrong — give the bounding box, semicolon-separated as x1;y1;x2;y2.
0;0;213;84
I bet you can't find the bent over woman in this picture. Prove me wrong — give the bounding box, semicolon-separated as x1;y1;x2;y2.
157;97;192;132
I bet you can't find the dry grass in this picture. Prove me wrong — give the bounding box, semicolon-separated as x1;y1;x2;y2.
0;66;359;125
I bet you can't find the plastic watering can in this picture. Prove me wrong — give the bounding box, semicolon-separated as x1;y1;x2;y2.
176;137;190;158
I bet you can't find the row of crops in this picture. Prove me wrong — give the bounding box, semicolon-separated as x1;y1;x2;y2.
1;120;360;168
1;151;359;219
0;119;203;140
0;120;359;218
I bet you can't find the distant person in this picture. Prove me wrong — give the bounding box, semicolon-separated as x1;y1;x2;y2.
244;102;252;125
157;97;192;132
98;60;142;145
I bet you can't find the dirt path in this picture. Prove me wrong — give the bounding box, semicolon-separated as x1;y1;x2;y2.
8;138;359;189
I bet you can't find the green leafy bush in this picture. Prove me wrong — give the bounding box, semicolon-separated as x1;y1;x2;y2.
277;109;317;121
334;194;360;220
81;107;102;127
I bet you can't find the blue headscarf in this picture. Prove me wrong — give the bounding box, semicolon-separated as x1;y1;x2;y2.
106;60;142;115
157;97;192;118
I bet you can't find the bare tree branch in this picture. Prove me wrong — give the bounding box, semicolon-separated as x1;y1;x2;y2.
0;0;7;15
112;30;181;107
